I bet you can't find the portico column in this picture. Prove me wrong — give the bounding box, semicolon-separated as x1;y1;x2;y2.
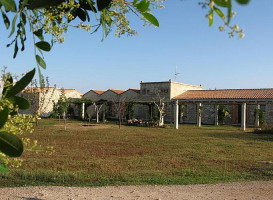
174;100;179;129
241;103;246;131
81;102;85;120
215;104;219;126
197;103;202;127
255;104;260;128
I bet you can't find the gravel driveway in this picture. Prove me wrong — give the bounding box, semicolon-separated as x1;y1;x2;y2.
0;181;272;200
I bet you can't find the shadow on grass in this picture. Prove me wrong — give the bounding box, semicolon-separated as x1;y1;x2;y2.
204;131;273;142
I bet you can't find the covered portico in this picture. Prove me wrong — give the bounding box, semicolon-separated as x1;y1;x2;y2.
172;89;273;131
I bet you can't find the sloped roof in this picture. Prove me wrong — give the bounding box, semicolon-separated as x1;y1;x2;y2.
83;89;106;96
127;88;140;94
21;87;82;94
62;89;82;94
173;89;273;100
92;89;106;95
106;89;126;94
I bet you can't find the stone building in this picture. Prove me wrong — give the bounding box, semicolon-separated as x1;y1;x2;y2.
19;88;83;117
82;80;273;130
172;88;273;130
82;80;202;121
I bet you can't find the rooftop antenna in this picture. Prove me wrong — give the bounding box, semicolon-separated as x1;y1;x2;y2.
174;65;180;80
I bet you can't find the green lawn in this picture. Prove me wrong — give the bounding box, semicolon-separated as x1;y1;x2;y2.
1;119;272;187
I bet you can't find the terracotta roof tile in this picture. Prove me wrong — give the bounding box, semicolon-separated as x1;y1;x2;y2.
92;90;106;95
108;89;126;94
62;89;82;94
173;89;273;100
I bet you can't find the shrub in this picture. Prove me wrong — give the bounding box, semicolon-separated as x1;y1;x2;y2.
218;105;230;125
254;123;273;134
255;108;265;126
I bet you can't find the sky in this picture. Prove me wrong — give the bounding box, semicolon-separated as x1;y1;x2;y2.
1;1;273;93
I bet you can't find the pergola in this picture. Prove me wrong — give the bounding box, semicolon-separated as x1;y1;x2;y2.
172;89;273;131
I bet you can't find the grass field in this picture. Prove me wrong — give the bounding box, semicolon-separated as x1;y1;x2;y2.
1;119;273;187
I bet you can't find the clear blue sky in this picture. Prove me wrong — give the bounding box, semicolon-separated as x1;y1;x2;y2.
1;1;273;93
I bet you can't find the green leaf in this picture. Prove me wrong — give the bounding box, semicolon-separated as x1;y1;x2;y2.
0;0;16;12
214;6;225;20
0;8;10;29
19;31;25;51
77;8;87;21
81;0;97;13
8;96;30;110
35;54;46;69
35;41;51;52
227;0;232;24
8;13;17;38
13;39;18;59
142;12;159;27
0;107;9;129
0;161;9;172
235;0;250;5
0;131;23;157
33;28;44;41
101;19;108;42
20;12;27;25
28;0;65;9
97;0;112;11
214;0;229;7
86;0;97;13
37;66;44;87
209;10;214;27
135;0;150;13
5;68;36;98
2;74;13;96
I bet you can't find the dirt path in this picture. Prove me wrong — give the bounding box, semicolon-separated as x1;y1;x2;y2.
0;181;272;200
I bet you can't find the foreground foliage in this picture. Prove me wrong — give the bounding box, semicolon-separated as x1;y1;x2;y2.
1;119;272;187
0;69;35;159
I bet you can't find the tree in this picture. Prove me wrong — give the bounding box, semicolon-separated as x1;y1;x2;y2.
153;93;165;127
113;98;127;129
201;0;249;38
56;88;69;130
93;101;104;123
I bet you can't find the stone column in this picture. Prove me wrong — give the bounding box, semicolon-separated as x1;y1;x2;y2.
241;103;246;131
215;104;219;126
255;104;260;128
174;100;179;129
197;103;202;127
81;102;85;120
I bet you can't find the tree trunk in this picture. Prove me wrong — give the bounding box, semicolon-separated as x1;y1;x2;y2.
159;112;164;127
96;112;99;123
119;114;121;129
63;112;67;130
103;106;105;123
